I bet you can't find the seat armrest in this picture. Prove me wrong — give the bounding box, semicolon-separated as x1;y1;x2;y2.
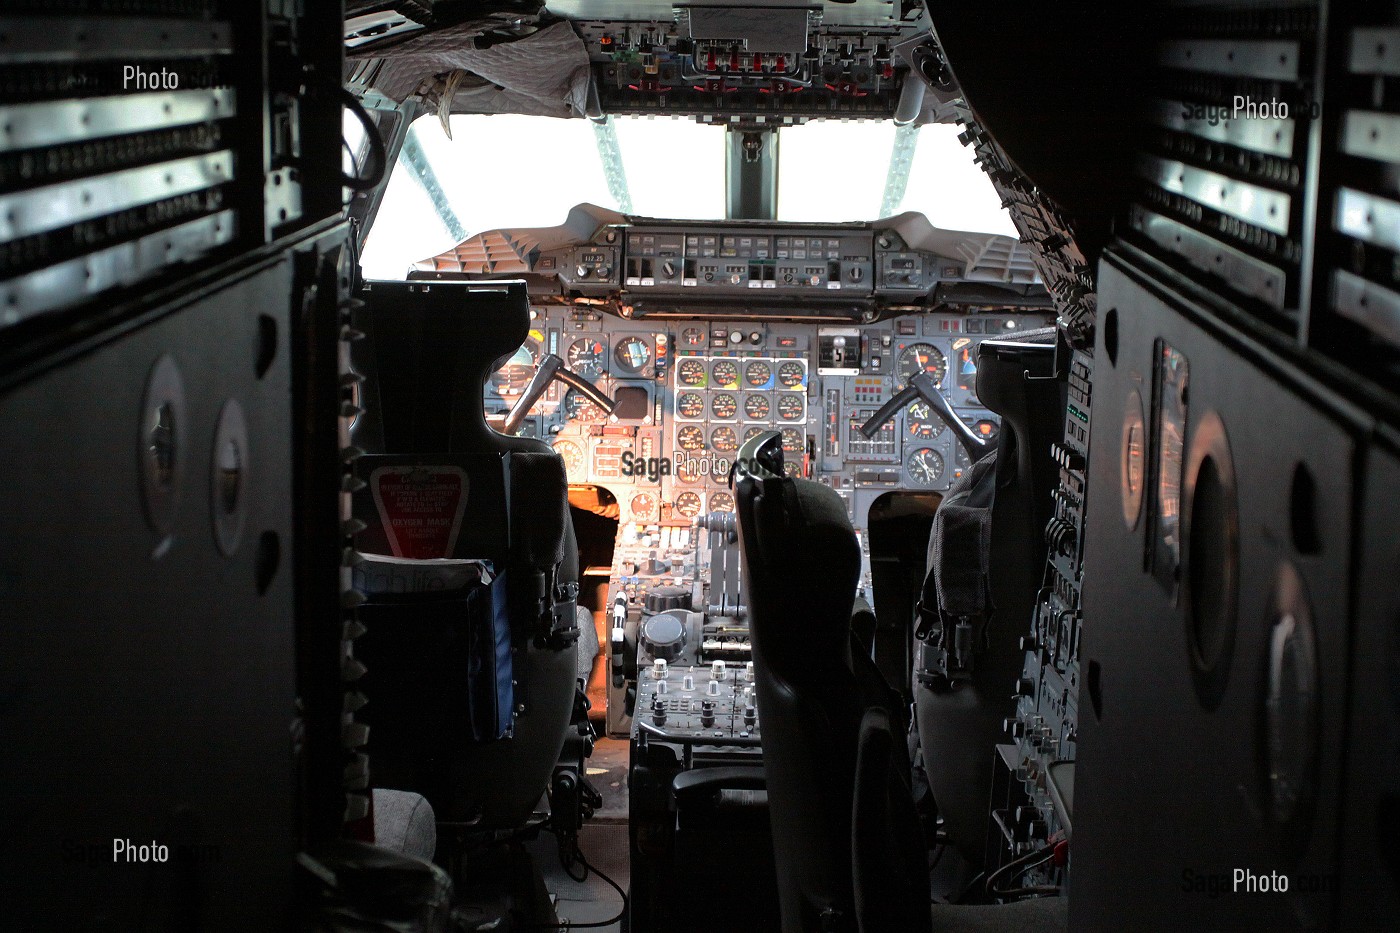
672;766;767;808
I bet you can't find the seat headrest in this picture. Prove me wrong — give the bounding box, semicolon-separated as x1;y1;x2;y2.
359;278;531;377
354;279;531;453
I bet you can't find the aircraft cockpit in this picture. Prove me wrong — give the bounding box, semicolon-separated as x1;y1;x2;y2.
337;0;1068;921
5;1;1396;931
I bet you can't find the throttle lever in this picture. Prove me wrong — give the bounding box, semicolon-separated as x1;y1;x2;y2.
858;370;992;462
502;353;615;436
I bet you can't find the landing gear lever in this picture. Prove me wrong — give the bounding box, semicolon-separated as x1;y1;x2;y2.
858;370;992;462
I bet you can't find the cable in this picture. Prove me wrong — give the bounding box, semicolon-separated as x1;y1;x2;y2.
516;825;629;930
992;884;1061;898
338;87;386;192
341;136;361;181
982;845;1051;898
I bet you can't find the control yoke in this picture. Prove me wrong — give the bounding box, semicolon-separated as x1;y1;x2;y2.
858;370;992;462
502;352;616;435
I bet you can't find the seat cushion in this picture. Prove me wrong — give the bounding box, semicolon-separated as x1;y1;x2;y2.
373;788;437;862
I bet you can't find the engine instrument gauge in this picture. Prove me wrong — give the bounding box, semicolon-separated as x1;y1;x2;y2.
744;426;767;443
709;491;735;512
777;360;805;388
745;361;772;387
675;491;703;519
614;336;651;373
896;343;947;387
711;360;739;388
566;338;608;377
710;426;739;452
711;393;738;419
953;445;971;480
780;428;802;452
630;492;658;522
782;461;802;478
906;399;945;439
676;391;705;419
676;425;705;451
564;388;607;423
743;394;770;420
553;439;585;479
677;359;708;387
776;394;805;421
907;447;945;487
676;459;702;484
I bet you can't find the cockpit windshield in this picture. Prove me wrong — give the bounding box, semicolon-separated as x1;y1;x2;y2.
360;113;1015;279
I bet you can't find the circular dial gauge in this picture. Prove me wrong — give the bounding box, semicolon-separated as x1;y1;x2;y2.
710;426;739;452
776;394;804;421
780;427;803;452
745;361;772;387
744;426;767;444
564;388;608;423
677;391;705;419
896;343;947;387
676;425;705;451
676;459;702;484
709;491;735;512
566;338;608;377
783;461;802;478
677;358;708;387
1121;392;1146;529
674;491;703;519
614;336;651;373
711;360;740;388
711;393;738;419
1264;566;1318;832
953;445;971;478
743;394;770;420
680;326;705;346
907;448;945;486
553;439;585;479
906;399;945;439
630;492;658;521
777;360;805;388
490;339;541;396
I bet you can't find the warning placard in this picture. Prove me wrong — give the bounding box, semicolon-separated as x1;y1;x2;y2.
369;465;470;559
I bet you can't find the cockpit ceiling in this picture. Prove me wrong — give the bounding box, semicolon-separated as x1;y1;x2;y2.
543;0;915;29
347;0;943;122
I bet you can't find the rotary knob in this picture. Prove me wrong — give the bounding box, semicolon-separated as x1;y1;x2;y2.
645;585;690;613
641;611;686;662
661;260;677;277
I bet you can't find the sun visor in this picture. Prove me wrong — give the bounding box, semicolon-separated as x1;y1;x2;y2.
353;20;591;118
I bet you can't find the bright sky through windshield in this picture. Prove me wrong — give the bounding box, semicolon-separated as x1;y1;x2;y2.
360;114;1016;280
775;120;896;222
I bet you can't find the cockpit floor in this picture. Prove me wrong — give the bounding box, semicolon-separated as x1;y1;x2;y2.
528;821;629;932
585;736;630;822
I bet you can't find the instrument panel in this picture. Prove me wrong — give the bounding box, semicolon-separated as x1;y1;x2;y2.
484;306;1051;532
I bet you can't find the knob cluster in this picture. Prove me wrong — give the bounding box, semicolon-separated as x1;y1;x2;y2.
641;611;686;661
645;585;691;613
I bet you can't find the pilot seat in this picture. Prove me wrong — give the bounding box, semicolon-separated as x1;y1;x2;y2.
734;430;1067;933
345;279;592;921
